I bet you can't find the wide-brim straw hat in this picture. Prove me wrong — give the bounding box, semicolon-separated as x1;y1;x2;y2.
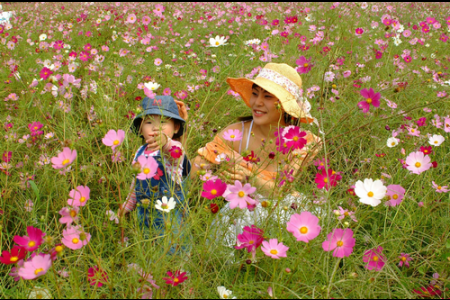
227;63;313;124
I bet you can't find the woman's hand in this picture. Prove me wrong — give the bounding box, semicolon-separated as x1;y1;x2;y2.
174;100;188;120
145;132;168;152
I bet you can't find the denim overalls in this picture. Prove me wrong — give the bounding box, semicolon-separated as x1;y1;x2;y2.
134;144;191;252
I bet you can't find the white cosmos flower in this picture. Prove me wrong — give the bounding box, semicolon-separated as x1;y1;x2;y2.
428;134;445;146
28;287;52;299
39;34;47;41
143;82;160;91
387;137;399;148
354;178;387;207
96;18;102;24
209;35;227;47
155;196;176;213
244;38;261;45
217;286;235;299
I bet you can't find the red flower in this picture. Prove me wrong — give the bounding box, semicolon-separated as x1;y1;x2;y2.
163;270;188;286
375;153;386;158
152;168;164;180
413;285;442;298
431;161;438;168
243;151;260;164
88;266;108;287
0;246;27;265
268;152;275;159
210;203;219;214
135;96;142;101
420;146;432;155
169;146;183;159
347;188;355;196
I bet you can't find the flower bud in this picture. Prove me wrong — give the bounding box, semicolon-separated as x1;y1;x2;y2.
261;200;271;208
285;268;291;274
79;232;87;241
344;221;350;227
44;235;54;245
385;125;390;130
246;259;252;265
132;162;142;173
333;210;341;216
141;199;150;208
349;272;358;278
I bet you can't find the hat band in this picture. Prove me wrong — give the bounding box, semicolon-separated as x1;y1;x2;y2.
256;68;302;101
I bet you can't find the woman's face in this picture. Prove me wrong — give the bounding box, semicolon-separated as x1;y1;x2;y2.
249;85;284;126
139;115;179;140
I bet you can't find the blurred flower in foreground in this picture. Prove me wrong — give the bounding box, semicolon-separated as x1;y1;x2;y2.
18;254;52;280
413;285;442;298
354;178;387;207
28;287;52;299
363;246;386;271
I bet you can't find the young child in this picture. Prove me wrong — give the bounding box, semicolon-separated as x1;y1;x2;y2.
119;95;191;252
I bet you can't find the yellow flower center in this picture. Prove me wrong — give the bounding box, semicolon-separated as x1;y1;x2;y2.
415;162;421;168
411;129;415;132
211;189;217;195
300;227;308;234
174;278;179;283
161;203;168;209
367;191;374;197
336;241;344;247
438;186;442;190
391;142;396;146
372;256;379;262
392;194;398;200
248;240;254;244
293;136;299;141
223;295;228;299
270;249;278;255
34;268;44;275
34;126;38;130
230;135;235;139
72;238;79;244
55;245;63;253
80;197;86;203
323;178;328;183
10;256;18;262
344;212;349;216
401;256;407;261
303;63;308;67
238;191;245;198
70;210;77;217
28;241;36;247
216;41;220;45
434;141;438;144
366;98;372;104
143;168;150;174
62;159;70;165
113;140;120;145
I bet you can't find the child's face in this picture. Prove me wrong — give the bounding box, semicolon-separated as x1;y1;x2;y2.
140;115;179;139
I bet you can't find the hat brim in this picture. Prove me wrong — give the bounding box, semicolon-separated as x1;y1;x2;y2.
226;77;313;124
131;108;186;136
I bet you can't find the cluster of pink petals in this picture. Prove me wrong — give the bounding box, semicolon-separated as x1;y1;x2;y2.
18;254;52;280
224;180;257;209
59;206;80;224
235;225;264;253
283;126;307;150
163;270;188;287
363;246;386;271
322;228;355;258
68;185;90;207
136;155;159;180
13;226;45;252
315;169;341;191
358;88;381;113
398;253;412;267
432;181;449;193
88;266;109;287
102;129;125;151
201;179;227;200
286;212;321;243
223;129;243;142
295;56;313;74
385;184;405;206
51;147;77;169
61;225;91;250
261;239;289;259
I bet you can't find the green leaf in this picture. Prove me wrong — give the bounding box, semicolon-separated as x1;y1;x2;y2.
446;240;450;249
28;181;40;202
418;265;426;275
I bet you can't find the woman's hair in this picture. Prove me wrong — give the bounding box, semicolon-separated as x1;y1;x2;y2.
237;84;300;126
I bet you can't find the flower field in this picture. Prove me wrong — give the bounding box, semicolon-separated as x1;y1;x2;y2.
1;2;450;298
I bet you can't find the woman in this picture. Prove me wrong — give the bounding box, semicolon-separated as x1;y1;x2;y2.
191;63;322;247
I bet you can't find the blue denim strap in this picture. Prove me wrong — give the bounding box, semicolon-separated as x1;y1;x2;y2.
133;144;148;161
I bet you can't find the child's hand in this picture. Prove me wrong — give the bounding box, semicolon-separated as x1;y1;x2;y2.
174;100;188;120
145;132;168;152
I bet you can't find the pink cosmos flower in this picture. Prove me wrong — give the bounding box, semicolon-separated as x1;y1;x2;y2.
432;181;449;193
315;169;339;191
261;239;289;259
154;58;163;66
363;246;386;271
61;225;91;250
355;28;364;35
224;180;257;209
283;126;307;150
314;158;329;170
322;228;355;258
127;14;137;24
333;206;357;222
286;212;321;243
88;266;108;287
199;170;218;182
295;56;313;74
358;88;381;113
235;225;264;253
51;147;77;169
39;67;53;80
202;179;227;200
142;15;151;25
58;207;79;225
18;253;52;280
102;129;125;151
405;151;432;175
13;226;45;252
398;253;412;267
68;185;90;207
136;155;159;180
444;117;450;132
385;184;405;206
2;151;12;163
343;70;351;78
53;40;64;50
163;88;171;96
407;126;420;137
222;129;243;141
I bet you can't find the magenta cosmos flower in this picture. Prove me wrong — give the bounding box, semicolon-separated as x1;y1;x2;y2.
295;56;313;74
18;253;52;280
286;212;321;243
59;206;79;225
68;185;90;207
201;179;227;200
163;270;188;286
405;151;432;175
51;147;77;169
13;226;45;252
315;169;339;191
322;228;355;258
224;180;257;209
39;67;53;80
0;246;27;265
169;146;183;159
385;184;405;206
102;129;125;151
363;246;386;271
61;225;91;250
222;129;243;142
358;88;381;113
136;155;159;180
88;266;108;287
398;253;412;267
261;239;289;259
235;225;264;253
283;126;307;150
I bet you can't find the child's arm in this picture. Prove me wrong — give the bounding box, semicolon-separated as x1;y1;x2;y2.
118;178;137;217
